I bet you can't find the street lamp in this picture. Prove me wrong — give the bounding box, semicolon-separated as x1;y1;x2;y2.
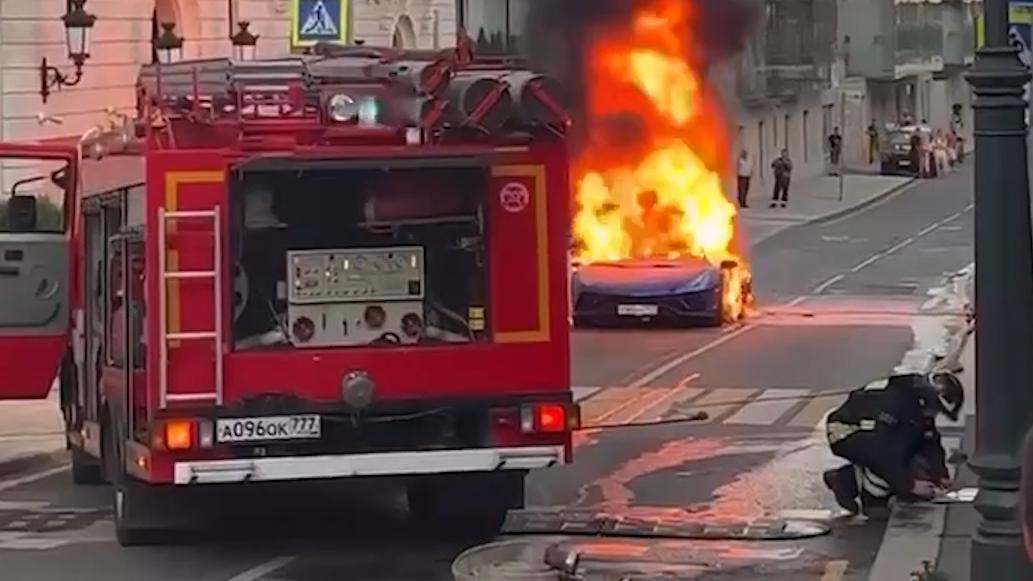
966;0;1033;576
154;22;184;65
231;21;259;61
39;0;97;103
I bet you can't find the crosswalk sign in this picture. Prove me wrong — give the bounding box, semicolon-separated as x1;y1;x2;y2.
291;0;348;47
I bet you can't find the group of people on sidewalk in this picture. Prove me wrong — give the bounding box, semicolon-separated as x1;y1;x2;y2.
904;121;965;179
735;148;793;209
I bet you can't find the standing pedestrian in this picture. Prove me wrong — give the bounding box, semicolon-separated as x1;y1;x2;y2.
770;149;793;208
909;131;922;178
933;129;950;176
918;126;933;178
866;122;879;164
736;148;753;208
828;127;843;174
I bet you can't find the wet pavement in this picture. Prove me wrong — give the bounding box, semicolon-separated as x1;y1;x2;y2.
0;166;974;580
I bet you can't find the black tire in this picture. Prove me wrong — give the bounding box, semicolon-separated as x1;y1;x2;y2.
104;413;164;547
70;448;104;486
407;471;525;534
113;480;166;547
709;270;730;327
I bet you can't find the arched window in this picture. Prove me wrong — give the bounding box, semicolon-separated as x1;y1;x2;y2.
151;12;159;63
152;0;180;63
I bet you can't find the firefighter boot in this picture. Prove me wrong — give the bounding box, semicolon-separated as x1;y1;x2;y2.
823;466;860;514
860;490;892;520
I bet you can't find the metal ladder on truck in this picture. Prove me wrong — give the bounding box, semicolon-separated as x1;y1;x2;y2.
157;206;224;408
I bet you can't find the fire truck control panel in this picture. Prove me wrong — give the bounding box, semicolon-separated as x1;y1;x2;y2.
286;246;426;346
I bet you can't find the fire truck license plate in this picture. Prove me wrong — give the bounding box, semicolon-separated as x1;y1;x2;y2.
216;415;322;443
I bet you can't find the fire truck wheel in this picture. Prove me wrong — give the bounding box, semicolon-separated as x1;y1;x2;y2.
112;481;166;547
407;471;525;533
70;448;104;486
104;415;166;547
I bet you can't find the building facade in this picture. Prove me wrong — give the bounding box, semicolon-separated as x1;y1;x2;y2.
0;0;978;186
726;0;979;178
0;0;458;147
351;0;457;49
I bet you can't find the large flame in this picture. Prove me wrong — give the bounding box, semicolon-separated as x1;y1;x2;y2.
573;0;752;321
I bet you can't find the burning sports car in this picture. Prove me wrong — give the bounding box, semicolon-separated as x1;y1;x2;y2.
571;256;751;327
567;0;754;328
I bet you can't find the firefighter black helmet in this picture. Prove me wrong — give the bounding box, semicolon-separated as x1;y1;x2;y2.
925;371;965;421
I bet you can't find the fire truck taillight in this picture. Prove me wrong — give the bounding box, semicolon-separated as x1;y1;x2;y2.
520;403;570;434
165;420;193;451
198;420;215;448
157;419;215;451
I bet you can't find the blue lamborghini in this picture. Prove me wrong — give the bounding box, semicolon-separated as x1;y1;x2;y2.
571;256;751;327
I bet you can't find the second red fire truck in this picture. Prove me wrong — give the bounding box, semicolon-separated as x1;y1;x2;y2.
0;41;577;545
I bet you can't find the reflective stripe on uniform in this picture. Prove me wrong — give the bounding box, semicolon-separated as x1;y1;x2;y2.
827;421;860;445
855;466;891;498
863;378;889;391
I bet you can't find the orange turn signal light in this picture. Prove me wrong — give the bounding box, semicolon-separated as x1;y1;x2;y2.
165;420;193;451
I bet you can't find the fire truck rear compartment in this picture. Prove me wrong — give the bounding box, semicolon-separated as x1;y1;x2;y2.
229;164;488;351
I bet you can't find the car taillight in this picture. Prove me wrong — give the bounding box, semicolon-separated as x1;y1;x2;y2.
520;403;570;434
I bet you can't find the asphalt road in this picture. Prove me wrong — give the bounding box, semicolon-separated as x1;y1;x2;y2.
0;165;975;581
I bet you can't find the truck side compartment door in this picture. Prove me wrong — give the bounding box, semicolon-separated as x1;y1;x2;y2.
0;146;79;400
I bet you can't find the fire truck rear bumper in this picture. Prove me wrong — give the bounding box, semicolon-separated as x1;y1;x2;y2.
172;445;566;485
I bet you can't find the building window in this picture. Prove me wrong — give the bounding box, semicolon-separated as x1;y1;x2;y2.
459;0;529;55
802;110;810;163
784;114;790;152
758;120;765;175
151;12;159;64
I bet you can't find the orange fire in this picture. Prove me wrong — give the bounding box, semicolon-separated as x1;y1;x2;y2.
573;0;752;320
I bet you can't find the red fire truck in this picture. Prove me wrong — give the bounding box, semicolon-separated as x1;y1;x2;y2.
0;42;576;545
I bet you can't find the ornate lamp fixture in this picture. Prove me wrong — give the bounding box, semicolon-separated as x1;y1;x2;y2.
39;0;98;103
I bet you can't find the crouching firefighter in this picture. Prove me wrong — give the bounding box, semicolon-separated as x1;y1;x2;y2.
822;372;964;518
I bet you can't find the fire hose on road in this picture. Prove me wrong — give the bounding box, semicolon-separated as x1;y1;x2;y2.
579;313;975;432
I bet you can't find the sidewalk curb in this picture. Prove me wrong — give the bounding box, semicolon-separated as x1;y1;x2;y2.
0;449;68;482
747;177;918;247
867;312;974;580
804;177;918;228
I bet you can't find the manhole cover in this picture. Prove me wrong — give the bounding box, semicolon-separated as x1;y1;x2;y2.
0;509;109;533
502;509;829;540
452;539;560;581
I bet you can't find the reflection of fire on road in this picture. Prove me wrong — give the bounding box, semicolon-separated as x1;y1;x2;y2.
572;0;752;319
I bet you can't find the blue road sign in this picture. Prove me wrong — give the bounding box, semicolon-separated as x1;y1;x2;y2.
291;0;348;47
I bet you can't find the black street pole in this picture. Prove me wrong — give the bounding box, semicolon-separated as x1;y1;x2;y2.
967;0;1033;576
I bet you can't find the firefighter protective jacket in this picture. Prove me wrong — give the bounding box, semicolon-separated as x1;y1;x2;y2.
827;374;949;487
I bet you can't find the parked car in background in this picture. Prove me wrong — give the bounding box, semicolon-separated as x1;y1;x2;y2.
881;128;917;176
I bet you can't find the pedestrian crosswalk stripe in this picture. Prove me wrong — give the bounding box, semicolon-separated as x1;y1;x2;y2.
627;387;704;423
672;388;759;423
573;386;876;429
787;394;843;428
573;386;602;402
724;388;812;425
